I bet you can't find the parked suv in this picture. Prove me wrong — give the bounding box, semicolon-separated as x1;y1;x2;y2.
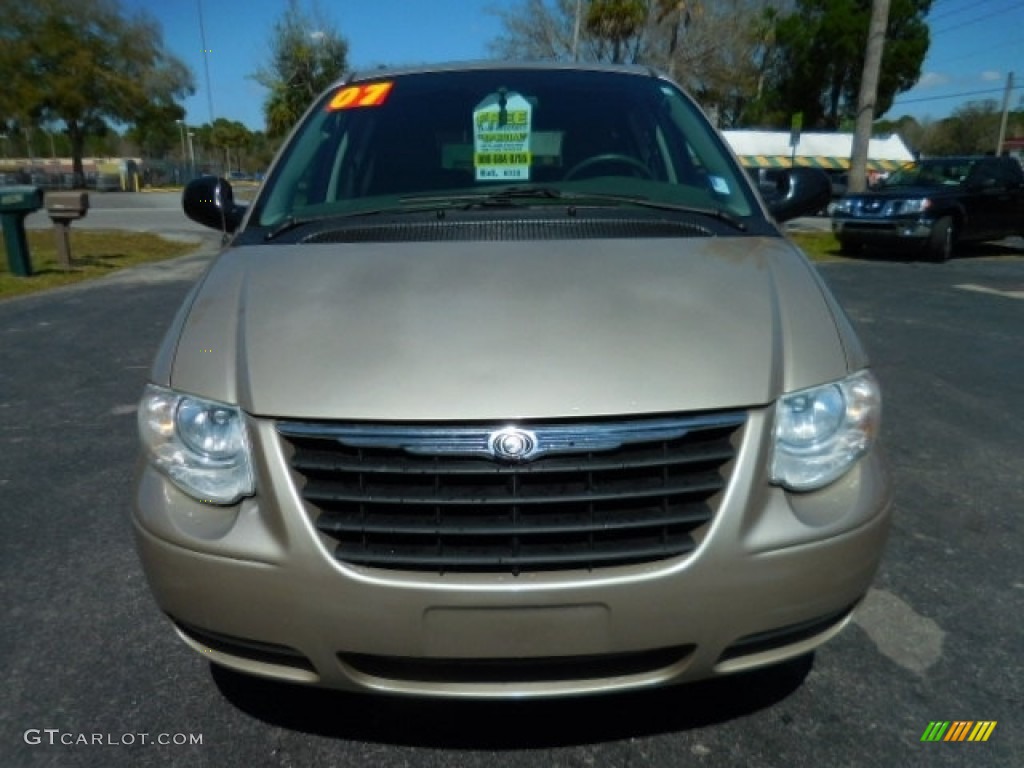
832;155;1024;261
133;62;890;698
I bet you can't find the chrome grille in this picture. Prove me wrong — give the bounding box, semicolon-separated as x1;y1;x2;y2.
277;413;744;574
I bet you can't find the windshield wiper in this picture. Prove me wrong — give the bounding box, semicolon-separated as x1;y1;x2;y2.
400;186;562;208
401;186;747;231
263;205;435;241
264;215;306;241
563;191;748;231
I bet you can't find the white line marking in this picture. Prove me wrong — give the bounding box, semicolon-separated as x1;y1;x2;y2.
955;283;1024;300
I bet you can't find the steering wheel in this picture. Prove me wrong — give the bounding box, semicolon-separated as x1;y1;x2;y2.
563;153;654;181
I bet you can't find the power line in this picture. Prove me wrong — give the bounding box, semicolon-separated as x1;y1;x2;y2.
891;83;1023;107
931;0;1024;35
929;1;980;23
928;0;999;23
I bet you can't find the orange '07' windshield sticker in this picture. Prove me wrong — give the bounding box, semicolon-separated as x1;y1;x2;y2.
327;82;394;111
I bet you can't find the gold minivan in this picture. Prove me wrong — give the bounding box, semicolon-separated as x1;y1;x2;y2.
133;62;891;698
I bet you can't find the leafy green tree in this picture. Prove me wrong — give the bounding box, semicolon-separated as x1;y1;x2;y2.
254;0;349;138
247;131;281;173
126;105;186;159
0;0;193;185
919;100;1015;156
586;0;648;63
765;0;931;129
874;114;925;153
209;118;253;173
192;123;215;173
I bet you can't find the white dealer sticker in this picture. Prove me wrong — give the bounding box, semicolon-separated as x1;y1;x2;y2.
473;91;532;182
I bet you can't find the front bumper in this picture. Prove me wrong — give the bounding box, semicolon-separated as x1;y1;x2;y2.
832;217;933;248
132;409;892;698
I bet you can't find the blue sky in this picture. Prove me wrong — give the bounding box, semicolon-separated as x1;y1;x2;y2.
129;0;504;130
130;0;1023;131
890;0;1024;123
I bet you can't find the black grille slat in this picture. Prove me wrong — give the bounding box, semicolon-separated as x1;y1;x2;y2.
278;413;744;574
290;443;735;476
334;535;694;570
302;474;724;507
315;503;712;536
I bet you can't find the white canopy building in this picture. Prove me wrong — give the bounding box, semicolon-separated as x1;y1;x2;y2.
723;131;915;173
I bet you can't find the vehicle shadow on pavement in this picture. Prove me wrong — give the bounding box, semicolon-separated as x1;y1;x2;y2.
838;240;1024;263
211;655;812;748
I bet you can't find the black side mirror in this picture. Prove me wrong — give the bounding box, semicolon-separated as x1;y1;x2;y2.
765;167;832;223
183;176;247;233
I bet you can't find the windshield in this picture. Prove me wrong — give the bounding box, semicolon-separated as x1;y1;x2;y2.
881;159;976;188
254;67;758;227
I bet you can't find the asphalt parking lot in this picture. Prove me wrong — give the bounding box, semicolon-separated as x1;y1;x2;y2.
1;243;1021;768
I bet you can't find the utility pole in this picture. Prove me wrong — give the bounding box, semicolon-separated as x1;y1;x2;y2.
572;0;582;62
176;120;187;184
848;0;890;194
197;0;215;123
24;126;34;163
996;71;1014;156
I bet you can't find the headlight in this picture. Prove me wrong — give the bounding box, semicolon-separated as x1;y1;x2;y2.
833;198;854;214
890;198;930;215
138;384;254;504
771;370;881;491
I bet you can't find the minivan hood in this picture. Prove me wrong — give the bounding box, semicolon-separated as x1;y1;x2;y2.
164;237;853;420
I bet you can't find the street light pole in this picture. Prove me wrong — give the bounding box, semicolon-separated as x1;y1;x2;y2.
176;120;187;162
176;120;188;184
187;131;196;179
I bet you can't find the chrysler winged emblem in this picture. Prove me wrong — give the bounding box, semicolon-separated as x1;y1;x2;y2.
487;427;538;462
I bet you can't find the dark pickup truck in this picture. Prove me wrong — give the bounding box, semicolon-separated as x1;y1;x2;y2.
831;155;1024;261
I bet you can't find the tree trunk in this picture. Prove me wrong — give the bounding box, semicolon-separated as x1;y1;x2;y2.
67;120;87;189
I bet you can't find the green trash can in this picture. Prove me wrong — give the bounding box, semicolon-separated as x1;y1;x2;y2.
0;186;44;277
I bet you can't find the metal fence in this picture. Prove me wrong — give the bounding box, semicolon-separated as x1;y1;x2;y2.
0;157;224;190
0;169;123;190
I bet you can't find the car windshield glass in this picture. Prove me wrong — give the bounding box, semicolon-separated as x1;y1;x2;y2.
254;68;758;227
882;160;974;188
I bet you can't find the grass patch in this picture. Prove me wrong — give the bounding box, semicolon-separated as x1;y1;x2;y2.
786;228;1024;263
0;229;197;300
786;230;846;262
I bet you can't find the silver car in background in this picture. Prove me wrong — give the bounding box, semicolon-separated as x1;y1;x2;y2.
133;62;890;698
